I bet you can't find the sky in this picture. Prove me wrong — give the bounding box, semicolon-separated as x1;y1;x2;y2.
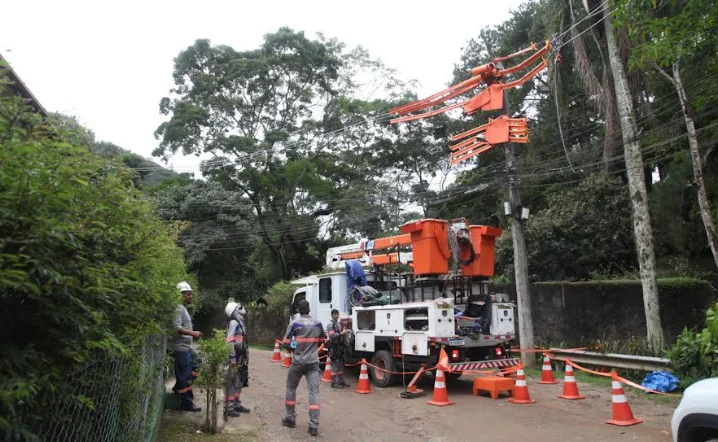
1;0;527;175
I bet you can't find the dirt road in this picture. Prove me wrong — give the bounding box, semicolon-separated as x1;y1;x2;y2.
222;349;676;442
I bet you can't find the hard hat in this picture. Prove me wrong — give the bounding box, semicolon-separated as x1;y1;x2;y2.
225;300;245;317
177;281;192;292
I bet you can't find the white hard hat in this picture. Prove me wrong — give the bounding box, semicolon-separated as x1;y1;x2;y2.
177;281;192;292
225;300;246;317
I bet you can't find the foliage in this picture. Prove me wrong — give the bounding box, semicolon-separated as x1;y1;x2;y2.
153;29;424;288
154;180;265;312
262;281;298;314
195;329;229;434
502;174;636;281
668;302;718;387
0;91;189;440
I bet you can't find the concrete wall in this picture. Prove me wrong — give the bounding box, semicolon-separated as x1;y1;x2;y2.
197;279;717;348
197;306;290;346
492;279;717;347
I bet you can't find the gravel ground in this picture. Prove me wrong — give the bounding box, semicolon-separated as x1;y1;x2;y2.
211;348;677;442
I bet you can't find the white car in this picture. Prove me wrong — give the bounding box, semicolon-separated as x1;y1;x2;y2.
672;378;718;442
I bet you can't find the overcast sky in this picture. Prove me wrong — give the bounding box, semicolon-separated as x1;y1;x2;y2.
2;0;526;173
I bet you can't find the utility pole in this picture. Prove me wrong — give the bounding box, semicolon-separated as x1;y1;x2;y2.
501;89;536;368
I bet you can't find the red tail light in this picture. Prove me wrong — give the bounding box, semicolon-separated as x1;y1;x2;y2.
451;349;460;360
495;347;503;357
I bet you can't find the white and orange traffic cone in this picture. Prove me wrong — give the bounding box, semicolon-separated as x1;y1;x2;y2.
321;356;332;383
537;353;559;384
355;359;374;394
270;340;282;362
606;372;643;426
281;349;292;368
509;364;536;404
427;365;455;407
558;362;585;400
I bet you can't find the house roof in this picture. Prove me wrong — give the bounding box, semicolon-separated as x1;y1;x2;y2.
1;53;49;117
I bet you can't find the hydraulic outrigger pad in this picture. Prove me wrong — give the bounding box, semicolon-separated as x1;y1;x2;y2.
400;365;428;399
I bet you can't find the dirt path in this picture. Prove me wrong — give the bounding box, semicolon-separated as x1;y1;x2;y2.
223;349;676;441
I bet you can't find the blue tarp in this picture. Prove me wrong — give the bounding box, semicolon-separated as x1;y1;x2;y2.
641;371;680;393
345;260;367;291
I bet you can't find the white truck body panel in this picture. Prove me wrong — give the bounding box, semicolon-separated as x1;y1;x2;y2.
289;271;517;357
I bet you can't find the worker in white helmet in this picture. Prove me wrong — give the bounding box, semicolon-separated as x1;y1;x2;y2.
224;298;251;417
171;282;202;412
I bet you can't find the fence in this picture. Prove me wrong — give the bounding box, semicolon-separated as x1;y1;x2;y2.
32;335;168;442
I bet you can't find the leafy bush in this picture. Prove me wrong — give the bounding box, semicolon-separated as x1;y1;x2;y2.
262;281;297;314
0;88;190;439
668;302;718;387
195;329;229;434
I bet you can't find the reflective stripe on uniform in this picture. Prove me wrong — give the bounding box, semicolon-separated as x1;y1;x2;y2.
285;400;296;406
296;337;322;343
308;404;320;410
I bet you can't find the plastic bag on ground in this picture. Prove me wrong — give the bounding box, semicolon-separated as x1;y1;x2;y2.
641;370;679;393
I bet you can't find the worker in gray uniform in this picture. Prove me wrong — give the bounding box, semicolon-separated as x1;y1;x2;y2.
281;300;325;437
327;309;351;388
224;299;250;418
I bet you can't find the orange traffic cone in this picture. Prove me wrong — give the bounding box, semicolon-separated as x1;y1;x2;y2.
537;353;558;384
321;356;333;383
354;359;374;394
509;364;536;404
606;373;643;426
281;349;292;368
427;365;455;406
270;340;282;362
558;362;585;400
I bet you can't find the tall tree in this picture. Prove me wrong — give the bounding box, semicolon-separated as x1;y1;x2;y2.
602;6;664;348
617;0;718;271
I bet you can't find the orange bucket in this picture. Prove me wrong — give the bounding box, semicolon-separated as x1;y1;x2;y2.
460;225;502;277
400;219;450;275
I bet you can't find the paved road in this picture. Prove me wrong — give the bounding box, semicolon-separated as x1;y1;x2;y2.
221;349;676;442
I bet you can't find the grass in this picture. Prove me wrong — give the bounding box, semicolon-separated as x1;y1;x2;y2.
249;343;275;351
158;421;257;442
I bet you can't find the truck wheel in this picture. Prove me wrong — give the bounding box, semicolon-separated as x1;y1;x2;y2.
369;350;397;387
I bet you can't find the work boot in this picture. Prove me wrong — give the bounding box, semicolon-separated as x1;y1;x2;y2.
331;382;342;389
233;404;250;413
308;427;318;437
281;417;296;428
226;408;241;417
180;403;201;412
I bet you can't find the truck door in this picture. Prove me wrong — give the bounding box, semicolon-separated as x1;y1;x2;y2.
317;277;333;326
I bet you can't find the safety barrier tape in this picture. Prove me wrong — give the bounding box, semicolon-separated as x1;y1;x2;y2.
547;355;681;397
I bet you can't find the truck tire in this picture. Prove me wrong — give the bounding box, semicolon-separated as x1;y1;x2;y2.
369;350;398;387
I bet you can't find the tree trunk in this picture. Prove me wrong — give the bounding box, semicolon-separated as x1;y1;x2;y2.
671;61;718;270
604;11;664;349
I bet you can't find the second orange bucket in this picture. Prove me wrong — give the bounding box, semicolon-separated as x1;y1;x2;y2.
400;219;451;275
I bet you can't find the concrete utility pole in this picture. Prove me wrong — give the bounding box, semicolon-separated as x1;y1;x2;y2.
500;89;536;368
